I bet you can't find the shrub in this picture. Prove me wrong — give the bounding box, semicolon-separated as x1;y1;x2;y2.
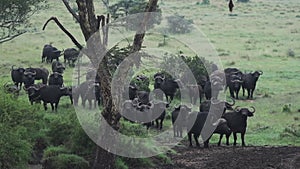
159;53;213;87
167;14;194;34
43;153;89;169
202;0;210;5
0;124;31;169
109;0;162;30
43;114;73;146
115;157;129;169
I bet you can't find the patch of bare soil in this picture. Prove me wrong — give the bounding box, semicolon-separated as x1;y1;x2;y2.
157;144;300;169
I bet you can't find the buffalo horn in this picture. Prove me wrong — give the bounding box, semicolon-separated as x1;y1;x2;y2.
226;97;235;106
258;70;263;75
234;106;241;112
249;106;256;113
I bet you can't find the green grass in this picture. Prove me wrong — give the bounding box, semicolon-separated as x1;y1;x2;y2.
1;0;300;159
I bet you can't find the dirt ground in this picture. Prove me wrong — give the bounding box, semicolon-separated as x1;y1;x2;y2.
158;143;300;169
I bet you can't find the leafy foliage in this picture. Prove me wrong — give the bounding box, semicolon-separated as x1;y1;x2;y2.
43;153;89;169
0;0;48;43
109;0;162;30
0;124;32;169
167;14;194;34
160;53;213;86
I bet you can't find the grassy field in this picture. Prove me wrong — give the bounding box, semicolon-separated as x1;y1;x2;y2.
1;0;300;152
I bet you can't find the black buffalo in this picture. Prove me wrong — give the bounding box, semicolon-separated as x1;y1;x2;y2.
23;68;49;87
128;83;138;100
86;69;100;84
42;44;62;63
48;72;64;87
154;73;179;102
242;71;263;99
199;98;235;113
221;106;255;146
224;68;243;99
64;48;80;67
23;83;45;105
122;99;167;130
149;101;168;130
39;85;72;111
11;66;25;88
187;84;203;104
186;111;232;148
204;70;226;100
3;82;21;97
74;81;101;109
52;61;65;73
171;105;192;137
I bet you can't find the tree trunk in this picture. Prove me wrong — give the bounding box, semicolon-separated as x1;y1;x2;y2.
65;0;159;168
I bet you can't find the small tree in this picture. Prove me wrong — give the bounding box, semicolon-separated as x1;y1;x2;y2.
0;0;48;43
109;0;162;30
167;14;194;34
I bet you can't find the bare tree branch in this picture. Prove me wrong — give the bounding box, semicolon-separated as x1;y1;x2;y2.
62;0;80;23
101;0;109;10
0;31;26;44
42;17;83;50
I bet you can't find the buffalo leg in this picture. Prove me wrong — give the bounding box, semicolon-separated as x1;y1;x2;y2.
173;125;176;137
218;134;224;146
251;87;255;99
226;133;231;145
204;135;211;148
242;86;245;96
229;88;235;98
89;100;92;109
50;103;55;111
241;132;246;146
194;134;200;147
233;132;237;146
43;102;48;111
188;133;193;147
55;102;59;112
247;89;251;99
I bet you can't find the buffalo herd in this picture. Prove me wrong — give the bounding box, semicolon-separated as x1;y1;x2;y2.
9;46;263;147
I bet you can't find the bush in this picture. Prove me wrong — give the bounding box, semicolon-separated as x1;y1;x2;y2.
115;157;129;169
202;0;210;5
43;153;89;169
160;53;213;86
43;114;73;146
0;124;31;169
109;0;162;30
167;14;194;34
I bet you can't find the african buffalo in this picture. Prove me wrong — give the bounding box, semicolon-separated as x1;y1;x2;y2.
171;105;192;137
48;72;64;87
52;61;65;73
42;44;62;63
154;73;179;102
11;66;25;88
23;83;45;105
75;81;101;109
187;84;203;104
64;48;80;67
221;106;255;146
242;71;263;99
23;68;49;87
224;68;243;99
204;70;226;100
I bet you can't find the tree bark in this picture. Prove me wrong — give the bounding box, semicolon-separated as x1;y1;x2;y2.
57;0;160;168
